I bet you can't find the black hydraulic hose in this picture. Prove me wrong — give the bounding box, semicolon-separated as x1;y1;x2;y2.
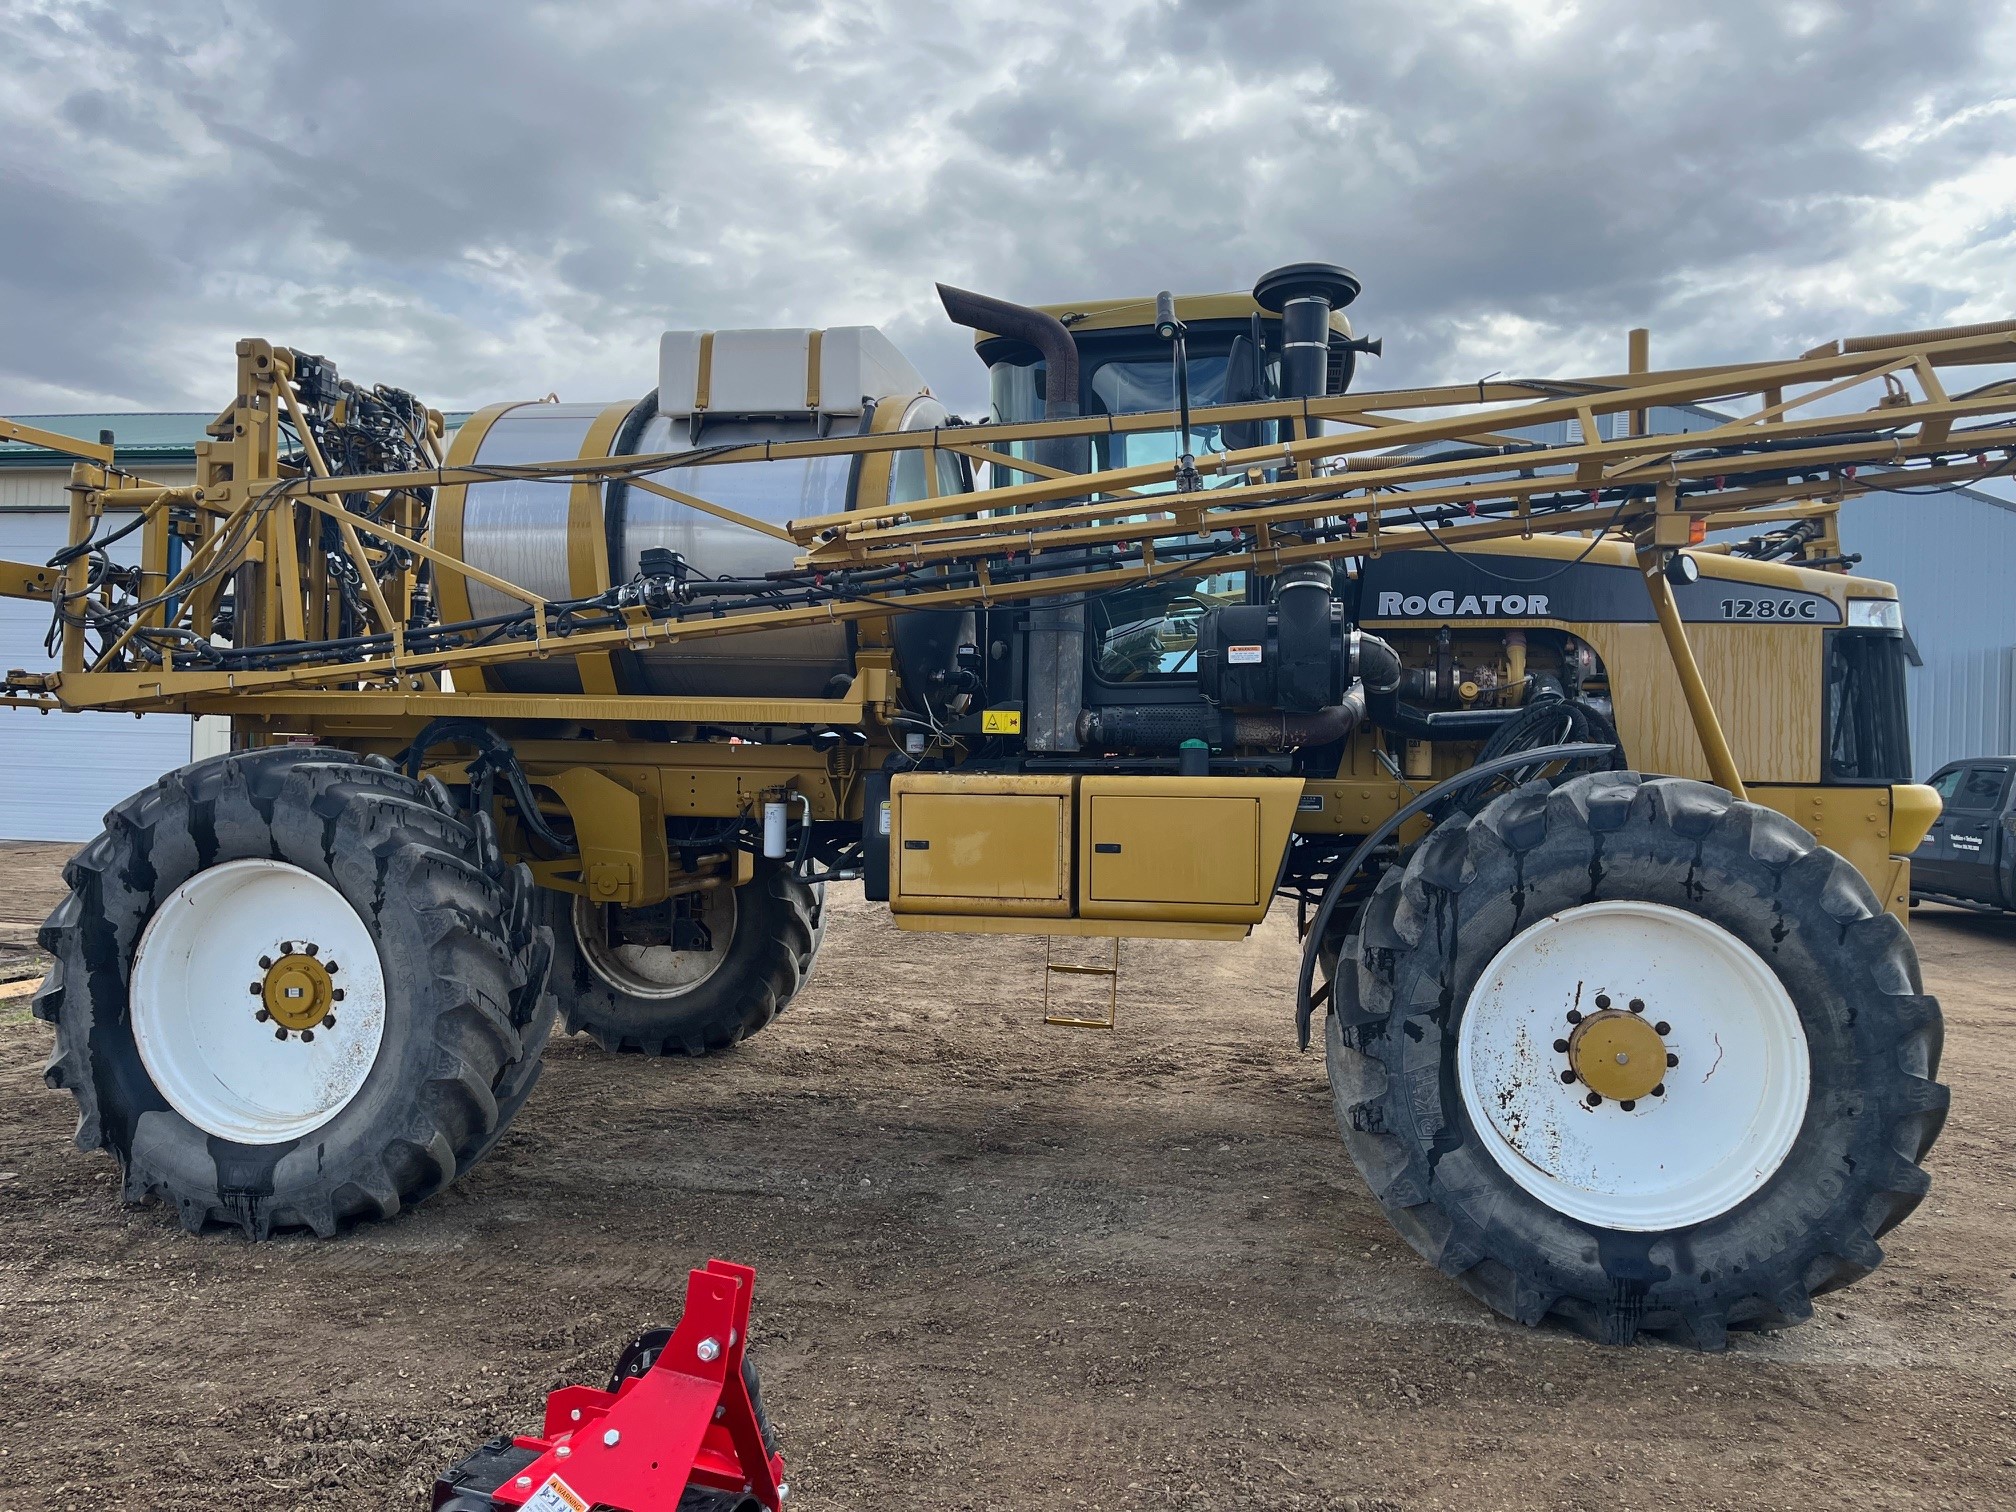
1365;692;1521;741
1464;697;1625;813
1355;631;1401;694
1291;740;1618;1050
398;718;572;855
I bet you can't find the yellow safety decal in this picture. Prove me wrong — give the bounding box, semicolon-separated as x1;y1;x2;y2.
982;708;1022;734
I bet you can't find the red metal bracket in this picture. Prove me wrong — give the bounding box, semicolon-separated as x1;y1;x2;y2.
487;1258;785;1512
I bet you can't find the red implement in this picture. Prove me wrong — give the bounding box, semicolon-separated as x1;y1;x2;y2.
434;1259;785;1512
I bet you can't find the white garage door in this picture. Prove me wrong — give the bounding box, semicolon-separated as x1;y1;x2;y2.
0;510;193;841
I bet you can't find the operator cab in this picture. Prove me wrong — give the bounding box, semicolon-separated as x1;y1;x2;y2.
968;269;1371;691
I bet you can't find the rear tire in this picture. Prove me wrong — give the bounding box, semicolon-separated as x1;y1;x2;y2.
35;747;555;1237
1325;770;1947;1346
545;861;822;1055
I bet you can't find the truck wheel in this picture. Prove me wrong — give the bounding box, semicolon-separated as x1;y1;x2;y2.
34;747;554;1238
545;861;822;1055
1324;770;1947;1347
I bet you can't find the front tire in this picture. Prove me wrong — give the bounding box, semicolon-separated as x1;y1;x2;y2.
1325;770;1947;1346
35;748;555;1238
545;860;822;1055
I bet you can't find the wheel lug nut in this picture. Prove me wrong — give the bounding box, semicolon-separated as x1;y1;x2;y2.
1628;998;1645;1013
1654;1021;1671;1035
325;961;339;975
258;956;273;970
248;982;263;995
322;1014;337;1029
1666;1052;1679;1067
1620;1099;1637;1111
1560;1069;1577;1084
1553;1038;1570;1053
1585;1092;1602;1107
1652;1083;1666;1097
1565;1009;1583;1025
300;1029;314;1043
254;1008;270;1022
274;1027;288;1040
304;943;319;957
1594;993;1611;1009
332;989;345;1002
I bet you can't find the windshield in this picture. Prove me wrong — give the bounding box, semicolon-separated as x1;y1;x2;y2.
985;338;1278;684
1090;357;1232;476
989;350;1276;482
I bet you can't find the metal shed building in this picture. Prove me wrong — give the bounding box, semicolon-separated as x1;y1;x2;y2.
1838;487;2016;775
0;415;217;841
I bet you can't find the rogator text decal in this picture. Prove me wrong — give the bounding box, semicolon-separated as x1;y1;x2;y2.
1375;590;1551;617
1357;552;1842;626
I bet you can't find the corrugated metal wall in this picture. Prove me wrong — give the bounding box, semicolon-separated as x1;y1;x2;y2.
1;467;201;840
1838;489;2016;777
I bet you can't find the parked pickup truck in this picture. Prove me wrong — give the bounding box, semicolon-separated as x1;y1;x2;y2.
1911;755;2016;912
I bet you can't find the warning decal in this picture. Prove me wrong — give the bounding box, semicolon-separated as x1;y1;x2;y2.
523;1474;590;1512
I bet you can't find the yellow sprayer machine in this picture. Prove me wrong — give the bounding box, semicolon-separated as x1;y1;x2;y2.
6;261;2006;1350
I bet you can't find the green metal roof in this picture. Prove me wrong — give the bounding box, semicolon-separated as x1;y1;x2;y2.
0;413;210;468
0;411;478;469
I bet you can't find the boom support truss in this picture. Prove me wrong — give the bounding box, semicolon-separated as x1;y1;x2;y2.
4;323;2012;730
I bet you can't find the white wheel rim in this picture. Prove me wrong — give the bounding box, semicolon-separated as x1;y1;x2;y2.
573;887;736;1000
130;859;387;1145
1456;900;1810;1231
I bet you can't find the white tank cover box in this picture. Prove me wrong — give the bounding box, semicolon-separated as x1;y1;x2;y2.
658;326;927;419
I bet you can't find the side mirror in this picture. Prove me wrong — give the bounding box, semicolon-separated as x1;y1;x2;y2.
1220;333;1268;454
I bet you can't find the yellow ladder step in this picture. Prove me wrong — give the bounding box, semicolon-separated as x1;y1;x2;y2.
1042;936;1120;1028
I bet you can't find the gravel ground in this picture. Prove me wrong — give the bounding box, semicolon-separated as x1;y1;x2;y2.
0;841;2011;1511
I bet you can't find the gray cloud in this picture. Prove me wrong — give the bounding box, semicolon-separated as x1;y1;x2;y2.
0;0;2010;417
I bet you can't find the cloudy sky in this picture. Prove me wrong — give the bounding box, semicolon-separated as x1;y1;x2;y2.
1;0;2011;419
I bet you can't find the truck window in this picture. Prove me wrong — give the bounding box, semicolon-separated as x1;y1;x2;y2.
1927;767;1964;802
1950;766;2010;814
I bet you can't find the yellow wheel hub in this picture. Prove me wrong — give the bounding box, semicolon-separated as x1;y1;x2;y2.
259;951;335;1033
1568;1009;1668;1103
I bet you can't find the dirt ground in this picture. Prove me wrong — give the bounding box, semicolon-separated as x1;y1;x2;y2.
1;841;2012;1512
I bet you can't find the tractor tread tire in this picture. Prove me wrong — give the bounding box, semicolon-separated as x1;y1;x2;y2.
547;863;820;1057
1324;770;1947;1347
35;746;556;1238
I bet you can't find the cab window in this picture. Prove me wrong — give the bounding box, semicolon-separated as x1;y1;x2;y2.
987;336;1279;686
1090;570;1246;681
1951;766;2010;814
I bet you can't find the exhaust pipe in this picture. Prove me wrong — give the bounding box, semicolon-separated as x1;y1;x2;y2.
938;283;1088;752
936;284;1080;420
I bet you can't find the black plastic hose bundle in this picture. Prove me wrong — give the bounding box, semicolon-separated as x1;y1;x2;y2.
1460;696;1625;813
398;718;572;854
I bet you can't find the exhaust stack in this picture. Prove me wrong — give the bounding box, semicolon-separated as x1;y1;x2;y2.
938;284;1088;753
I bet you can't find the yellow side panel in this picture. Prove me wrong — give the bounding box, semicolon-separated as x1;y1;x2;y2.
889;774;1075;917
1087;796;1261;907
1077;776;1303;924
892;913;1250;942
1748;783;1909;920
1583;623;1823;785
